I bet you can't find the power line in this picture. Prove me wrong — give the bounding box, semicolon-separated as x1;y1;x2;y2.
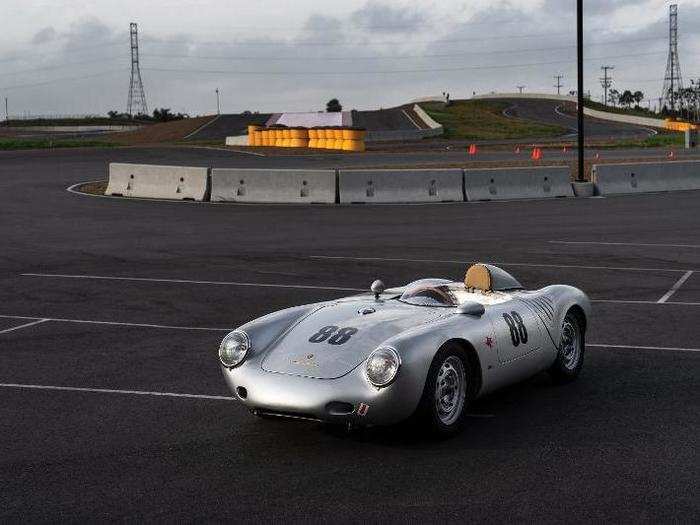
0;70;125;91
139;29;600;48
141;51;667;76
0;57;126;76
0;42;123;63
142;36;667;62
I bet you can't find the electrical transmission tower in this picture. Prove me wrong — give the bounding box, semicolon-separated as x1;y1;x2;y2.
554;75;563;95
516;85;525;94
661;4;684;114
127;22;148;117
600;66;614;106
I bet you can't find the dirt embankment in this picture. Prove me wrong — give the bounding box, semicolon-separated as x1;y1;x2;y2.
108;116;216;145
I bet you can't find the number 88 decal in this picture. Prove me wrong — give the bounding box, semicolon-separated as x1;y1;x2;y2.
502;311;528;346
308;326;358;345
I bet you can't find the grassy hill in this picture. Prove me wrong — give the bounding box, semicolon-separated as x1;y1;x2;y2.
422;100;566;140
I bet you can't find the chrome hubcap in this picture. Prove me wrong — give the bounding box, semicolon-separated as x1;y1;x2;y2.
560;318;581;371
435;356;466;425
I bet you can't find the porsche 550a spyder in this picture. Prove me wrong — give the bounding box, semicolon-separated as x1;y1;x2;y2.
218;263;590;436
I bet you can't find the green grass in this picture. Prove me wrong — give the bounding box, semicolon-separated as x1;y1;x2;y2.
600;132;685;149
584;100;660;119
422;100;567;140
0;138;117;150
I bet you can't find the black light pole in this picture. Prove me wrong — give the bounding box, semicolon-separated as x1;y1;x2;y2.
577;0;585;181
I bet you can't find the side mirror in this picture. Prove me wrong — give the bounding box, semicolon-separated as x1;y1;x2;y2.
457;301;486;317
370;280;386;300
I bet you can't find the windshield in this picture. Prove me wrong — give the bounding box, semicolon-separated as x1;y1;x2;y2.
399;284;459;307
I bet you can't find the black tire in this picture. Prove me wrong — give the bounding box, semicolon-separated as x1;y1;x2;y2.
548;309;586;384
414;342;477;438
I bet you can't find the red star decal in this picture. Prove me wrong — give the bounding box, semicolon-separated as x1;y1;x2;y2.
485;336;494;348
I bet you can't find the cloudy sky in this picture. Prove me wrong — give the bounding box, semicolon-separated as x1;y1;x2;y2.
1;0;699;117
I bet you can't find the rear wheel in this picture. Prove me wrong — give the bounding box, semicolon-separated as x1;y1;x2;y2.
414;343;476;437
548;309;585;384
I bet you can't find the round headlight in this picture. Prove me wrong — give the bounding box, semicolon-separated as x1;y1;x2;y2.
365;346;401;387
219;331;250;368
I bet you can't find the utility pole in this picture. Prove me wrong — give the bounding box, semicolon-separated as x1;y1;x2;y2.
4;97;7;122
600;66;614;106
554;75;564;95
517;85;526;94
215;88;221;115
576;0;585;182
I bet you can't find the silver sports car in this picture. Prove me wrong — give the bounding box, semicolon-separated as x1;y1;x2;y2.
218;264;590;436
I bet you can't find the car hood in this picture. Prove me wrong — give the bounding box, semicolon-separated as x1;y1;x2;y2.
261;299;446;379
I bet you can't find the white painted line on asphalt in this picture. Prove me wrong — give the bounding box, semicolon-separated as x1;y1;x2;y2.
550;241;700;249
401;109;422;130
0;383;235;400
0;382;496;417
22;273;366;293
589;343;700;353
657;271;694;304
20;274;700;307
592;299;700;306
182;114;221;139
0;314;231;332
66;180;219;205
219;147;267;157
308;255;694;274
0;319;49;335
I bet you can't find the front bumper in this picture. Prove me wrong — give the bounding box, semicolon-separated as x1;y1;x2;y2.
220;360;422;426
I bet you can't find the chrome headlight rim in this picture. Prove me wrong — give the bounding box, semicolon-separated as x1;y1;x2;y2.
365;346;401;388
219;330;250;368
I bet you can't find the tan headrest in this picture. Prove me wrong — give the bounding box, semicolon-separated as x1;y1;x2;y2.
464;264;492;292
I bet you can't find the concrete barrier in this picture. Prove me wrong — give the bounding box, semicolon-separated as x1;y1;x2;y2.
106;163;210;201
211;168;336;203
464;167;573;201
593;161;700;195
338;169;463;203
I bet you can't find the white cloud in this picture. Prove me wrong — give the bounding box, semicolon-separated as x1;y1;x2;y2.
0;0;698;116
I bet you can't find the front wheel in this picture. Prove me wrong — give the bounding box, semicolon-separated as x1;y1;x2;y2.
548;309;585;384
414;343;476;437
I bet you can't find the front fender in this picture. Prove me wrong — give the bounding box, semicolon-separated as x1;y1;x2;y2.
233;303;324;360
379;313;494;413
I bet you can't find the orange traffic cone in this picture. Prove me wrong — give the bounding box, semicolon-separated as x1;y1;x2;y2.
468;144;478;155
531;147;542;161
515;146;521;154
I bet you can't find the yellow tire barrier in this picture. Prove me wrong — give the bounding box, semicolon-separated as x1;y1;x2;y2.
342;140;365;152
245;126;365;151
665;119;698;132
248;125;261;146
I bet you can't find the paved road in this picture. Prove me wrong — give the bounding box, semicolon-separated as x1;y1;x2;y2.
1;147;698;522
498;98;656;140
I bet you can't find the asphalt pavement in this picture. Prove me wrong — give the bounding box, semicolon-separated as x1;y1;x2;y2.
0;147;698;522
499;98;656;140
